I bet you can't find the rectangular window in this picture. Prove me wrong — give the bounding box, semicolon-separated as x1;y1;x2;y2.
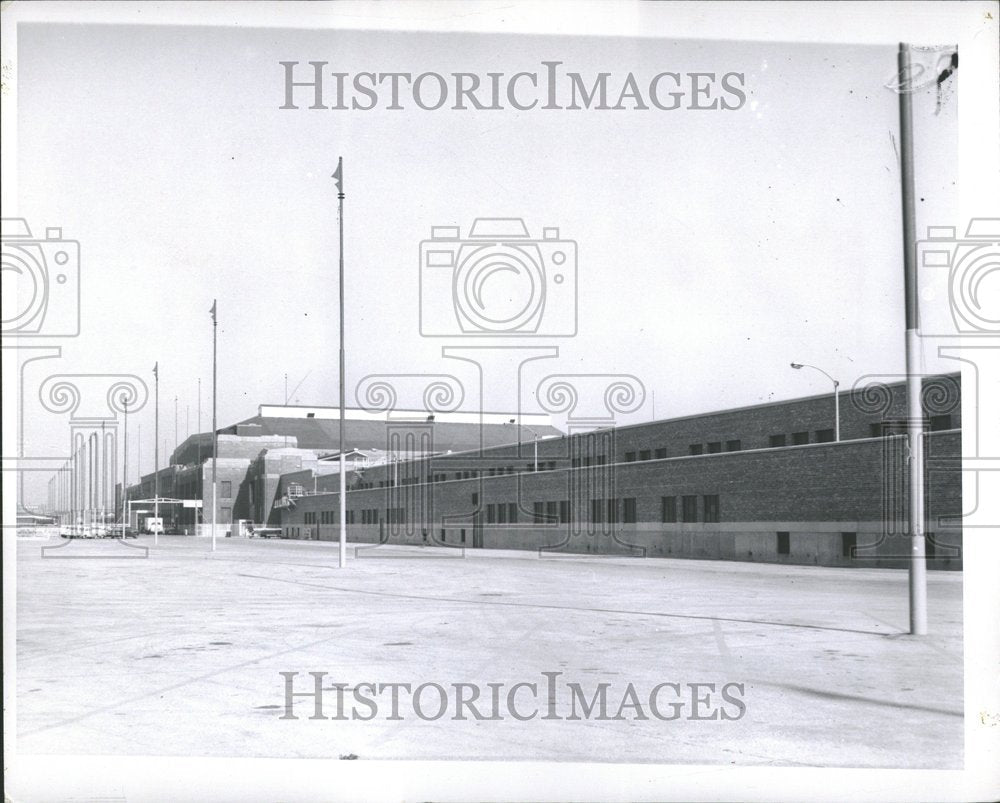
590;499;603;524
726;440;741;452
625;451;636;462
703;494;720;523
930;414;953;431
662;496;677;523
769;434;787;448
639;450;651;461
508;503;518;523
221;506;232;523
689;444;703;456
460;529;467;543
792;431;809;445
870;423;885;438
546;501;558;521
926;533;936;560
655;448;667;460
815;428;834;443
606;498;619;524
441;528;446;542
623;497;637;524
707;441;722;454
534;501;545;524
682;495;698;523
486;503;496;524
498;504;507;524
571;457;580;469
777;531;790;555
559;500;570;524
221;480;232;498
841;532;857;558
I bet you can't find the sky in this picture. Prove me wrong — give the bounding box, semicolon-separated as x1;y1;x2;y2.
9;23;960;504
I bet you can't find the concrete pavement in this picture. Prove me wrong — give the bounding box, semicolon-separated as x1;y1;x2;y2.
14;535;963;767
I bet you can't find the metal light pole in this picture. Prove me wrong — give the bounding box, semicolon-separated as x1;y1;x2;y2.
121;396;128;540
211;300;218;552
506;420;540;470
333;157;347;568
790;363;840;442
153;361;159;545
898;42;927;635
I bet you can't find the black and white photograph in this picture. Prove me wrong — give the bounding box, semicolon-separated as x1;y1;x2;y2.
2;2;998;801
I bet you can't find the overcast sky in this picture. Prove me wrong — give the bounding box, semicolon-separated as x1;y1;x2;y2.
11;24;960;502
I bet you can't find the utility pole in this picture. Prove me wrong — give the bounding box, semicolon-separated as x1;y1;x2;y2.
211;300;218;552
121;396;128;539
153;361;159;545
898;43;927;635
334;157;347;568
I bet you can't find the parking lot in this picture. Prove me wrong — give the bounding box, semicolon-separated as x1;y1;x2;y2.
14;535;963;766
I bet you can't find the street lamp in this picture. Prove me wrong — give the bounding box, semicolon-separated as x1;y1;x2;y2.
790;362;840;442
506;419;540;471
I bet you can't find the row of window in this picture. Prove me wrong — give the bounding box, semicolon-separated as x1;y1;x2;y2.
589;497;639;524
768;429;833;447
532;500;571;524
485;502;520;524
661;494;720;524
688;440;742;456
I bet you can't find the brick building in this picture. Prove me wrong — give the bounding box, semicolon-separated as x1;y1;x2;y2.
275;374;963;570
120;405;558;533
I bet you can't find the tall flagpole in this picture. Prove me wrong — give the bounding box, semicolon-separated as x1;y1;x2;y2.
153;361;159;546
334;157;346;568
211;300;218;552
898;43;927;635
121;397;128;539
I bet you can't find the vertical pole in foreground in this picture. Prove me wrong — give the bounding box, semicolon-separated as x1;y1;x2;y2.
898;42;927;635
211;300;218;552
334;157;347;568
121;397;128;539
153;362;159;546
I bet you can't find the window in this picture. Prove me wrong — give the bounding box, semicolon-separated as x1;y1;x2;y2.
930;414;953;431
606;498;619;524
460;529;467;543
655;448;667;460
220;481;232;498
707;442;722;454
533;502;545;524
841;532;857;558
547;461;556;471
870;423;885;438
486;503;496;524
472;493;478;506
625;451;636;462
590;499;603;524
498;504;507;524
682;495;698;523
703;495;720;523
571;458;580;469
221;506;232;523
662;496;677;523
926;533;936;560
777;531;790;555
545;501;557;522
441;528;446;542
815;428;834;443
769;434;787;448
623;498;637;524
792;431;809;445
559;500;570;523
689;444;704;456
639;450;651;461
508;503;518;523
726;440;741;452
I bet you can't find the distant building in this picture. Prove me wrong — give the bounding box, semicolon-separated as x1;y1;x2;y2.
274;375;964;571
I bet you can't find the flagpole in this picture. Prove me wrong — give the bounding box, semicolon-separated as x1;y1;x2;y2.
334;157;346;569
211;300;218;553
121;397;128;540
898;43;927;635
154;361;159;546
